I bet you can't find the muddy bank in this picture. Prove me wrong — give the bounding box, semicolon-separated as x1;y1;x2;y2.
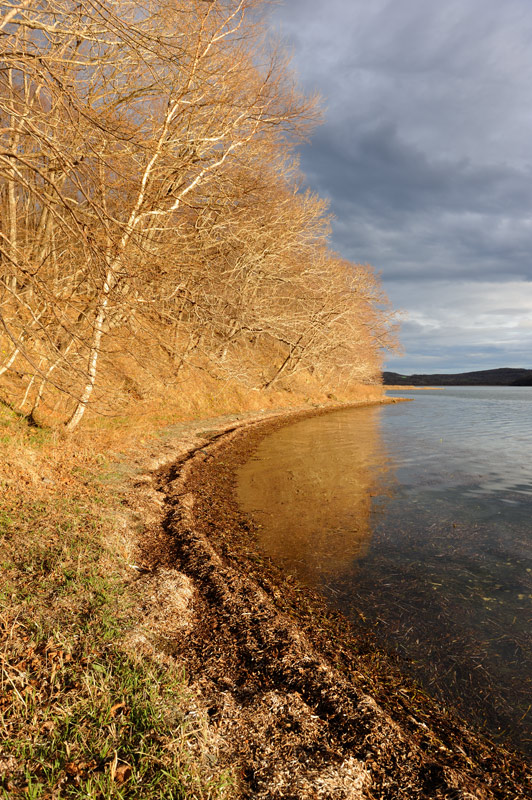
131;402;530;799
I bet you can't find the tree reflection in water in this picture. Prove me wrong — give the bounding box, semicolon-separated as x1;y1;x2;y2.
237;394;532;757
236;405;395;587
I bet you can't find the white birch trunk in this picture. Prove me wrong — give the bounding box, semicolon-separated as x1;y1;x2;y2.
64;275;111;431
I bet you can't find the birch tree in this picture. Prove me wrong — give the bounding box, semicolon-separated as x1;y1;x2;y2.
0;0;318;426
0;0;398;425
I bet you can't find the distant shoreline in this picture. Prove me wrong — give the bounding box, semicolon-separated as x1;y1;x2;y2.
384;367;532;386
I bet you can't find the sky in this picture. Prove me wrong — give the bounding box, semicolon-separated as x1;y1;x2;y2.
271;0;532;374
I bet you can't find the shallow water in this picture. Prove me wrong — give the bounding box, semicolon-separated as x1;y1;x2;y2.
236;388;532;756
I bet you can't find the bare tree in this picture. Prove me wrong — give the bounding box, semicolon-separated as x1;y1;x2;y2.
0;0;398;427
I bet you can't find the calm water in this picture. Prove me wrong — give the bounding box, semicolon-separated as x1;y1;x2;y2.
236;388;532;756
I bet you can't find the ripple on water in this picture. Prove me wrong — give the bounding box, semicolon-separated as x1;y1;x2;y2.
236;388;532;756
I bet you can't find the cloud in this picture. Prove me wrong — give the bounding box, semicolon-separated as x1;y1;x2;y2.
272;0;532;371
385;281;532;372
301;124;532;282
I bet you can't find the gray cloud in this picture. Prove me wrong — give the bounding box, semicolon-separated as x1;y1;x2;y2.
385;280;532;372
272;0;532;372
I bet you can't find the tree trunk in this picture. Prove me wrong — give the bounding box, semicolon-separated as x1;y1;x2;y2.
64;277;111;431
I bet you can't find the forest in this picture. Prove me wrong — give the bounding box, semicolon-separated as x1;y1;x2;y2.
0;0;397;429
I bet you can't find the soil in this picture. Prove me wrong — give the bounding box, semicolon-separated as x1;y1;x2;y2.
128;402;531;799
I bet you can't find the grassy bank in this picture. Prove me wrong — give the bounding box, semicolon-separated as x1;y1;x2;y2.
0;382;383;797
0;401;239;798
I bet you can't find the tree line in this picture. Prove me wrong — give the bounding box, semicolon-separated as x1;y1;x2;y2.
0;0;397;429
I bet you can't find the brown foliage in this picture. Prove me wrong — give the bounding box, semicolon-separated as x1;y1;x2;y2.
0;0;398;428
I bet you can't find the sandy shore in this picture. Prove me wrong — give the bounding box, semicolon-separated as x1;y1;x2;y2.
128;401;529;799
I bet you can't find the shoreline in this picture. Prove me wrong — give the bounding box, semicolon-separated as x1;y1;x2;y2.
129;399;529;799
385;384;444;390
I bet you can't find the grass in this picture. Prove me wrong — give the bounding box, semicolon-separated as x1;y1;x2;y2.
1;642;234;798
0;403;235;798
0;376;385;797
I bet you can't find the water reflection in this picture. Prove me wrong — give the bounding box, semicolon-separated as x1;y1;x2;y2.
236;389;532;757
237;406;395;586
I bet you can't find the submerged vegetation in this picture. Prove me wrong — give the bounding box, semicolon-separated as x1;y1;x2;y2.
0;2;403;796
1;401;531;798
2;1;530;797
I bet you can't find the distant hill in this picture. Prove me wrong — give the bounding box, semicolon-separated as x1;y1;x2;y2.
383;367;532;386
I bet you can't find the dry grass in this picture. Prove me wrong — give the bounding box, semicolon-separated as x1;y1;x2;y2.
79;367;383;450
0;400;237;798
0;375;383;797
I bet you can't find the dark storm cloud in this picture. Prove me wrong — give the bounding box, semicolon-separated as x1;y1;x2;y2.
300;125;532;281
272;0;532;371
304;123;532;221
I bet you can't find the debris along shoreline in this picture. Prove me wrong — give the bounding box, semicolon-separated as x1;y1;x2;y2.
135;401;529;799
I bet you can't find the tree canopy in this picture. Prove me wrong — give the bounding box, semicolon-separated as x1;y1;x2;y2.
0;0;398;428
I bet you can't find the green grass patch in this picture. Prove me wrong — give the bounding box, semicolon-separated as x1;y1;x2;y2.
1;642;232;798
0;417;234;799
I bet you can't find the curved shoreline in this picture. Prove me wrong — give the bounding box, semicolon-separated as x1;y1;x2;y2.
131;401;529;799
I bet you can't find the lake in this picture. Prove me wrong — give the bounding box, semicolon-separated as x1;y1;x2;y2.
236;387;532;756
